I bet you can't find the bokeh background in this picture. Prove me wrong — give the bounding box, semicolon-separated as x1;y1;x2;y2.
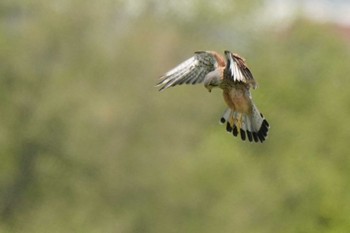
1;0;350;232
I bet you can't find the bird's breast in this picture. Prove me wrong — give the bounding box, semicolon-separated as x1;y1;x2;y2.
223;85;252;114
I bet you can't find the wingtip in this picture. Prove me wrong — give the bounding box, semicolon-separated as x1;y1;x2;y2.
156;84;166;92
155;75;168;91
224;50;232;60
155;85;162;91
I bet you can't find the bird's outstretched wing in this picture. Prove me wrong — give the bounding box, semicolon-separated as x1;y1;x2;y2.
157;51;225;91
224;51;257;89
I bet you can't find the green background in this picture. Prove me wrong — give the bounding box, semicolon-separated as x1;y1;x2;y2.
1;0;350;232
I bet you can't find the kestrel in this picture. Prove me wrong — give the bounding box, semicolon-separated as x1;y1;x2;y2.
157;50;269;143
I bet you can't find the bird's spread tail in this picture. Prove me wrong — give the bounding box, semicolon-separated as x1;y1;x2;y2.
220;105;269;143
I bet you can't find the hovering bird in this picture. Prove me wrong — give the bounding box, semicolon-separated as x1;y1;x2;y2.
157;50;269;143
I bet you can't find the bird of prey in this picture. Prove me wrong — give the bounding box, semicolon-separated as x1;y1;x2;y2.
157;50;269;143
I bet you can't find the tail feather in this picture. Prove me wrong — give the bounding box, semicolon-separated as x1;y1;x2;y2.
219;105;269;143
219;108;231;125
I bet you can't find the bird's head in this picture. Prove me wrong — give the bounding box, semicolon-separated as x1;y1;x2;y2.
204;78;214;92
204;70;221;93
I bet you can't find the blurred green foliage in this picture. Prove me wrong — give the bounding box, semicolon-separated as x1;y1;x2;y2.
1;0;350;232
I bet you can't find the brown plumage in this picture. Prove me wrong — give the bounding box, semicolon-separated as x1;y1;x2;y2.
157;50;269;143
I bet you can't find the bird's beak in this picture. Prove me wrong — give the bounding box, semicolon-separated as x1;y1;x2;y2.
205;85;211;93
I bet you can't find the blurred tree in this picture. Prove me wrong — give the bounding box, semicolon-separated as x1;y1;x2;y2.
1;0;350;233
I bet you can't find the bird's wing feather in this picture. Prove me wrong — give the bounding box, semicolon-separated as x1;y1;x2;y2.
225;52;257;89
157;51;224;91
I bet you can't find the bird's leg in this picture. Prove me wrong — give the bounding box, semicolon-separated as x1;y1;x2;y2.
229;115;235;128
236;113;242;131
